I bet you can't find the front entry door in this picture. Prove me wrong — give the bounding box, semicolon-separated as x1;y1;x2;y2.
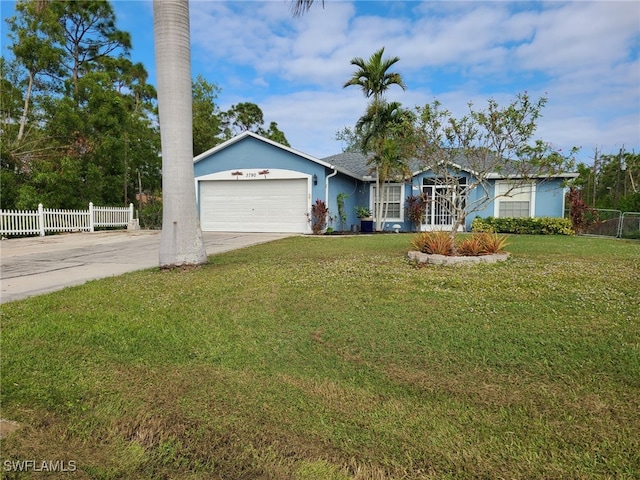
421;179;466;231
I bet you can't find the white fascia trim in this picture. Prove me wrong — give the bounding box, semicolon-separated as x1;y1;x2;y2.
411;161;472;178
487;172;580;180
196;168;310;181
193;131;336;170
193;131;251;162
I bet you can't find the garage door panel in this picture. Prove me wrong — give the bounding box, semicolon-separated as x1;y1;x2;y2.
200;179;309;233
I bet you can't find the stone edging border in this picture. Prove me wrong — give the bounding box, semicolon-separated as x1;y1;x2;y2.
408;251;510;265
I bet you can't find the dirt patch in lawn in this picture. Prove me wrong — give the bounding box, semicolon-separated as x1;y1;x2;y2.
0;419;21;439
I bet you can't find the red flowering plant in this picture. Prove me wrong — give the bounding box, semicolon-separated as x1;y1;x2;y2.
405;193;428;231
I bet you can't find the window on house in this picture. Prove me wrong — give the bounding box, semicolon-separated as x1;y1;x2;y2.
499;201;530;218
372;184;403;220
496;182;535;218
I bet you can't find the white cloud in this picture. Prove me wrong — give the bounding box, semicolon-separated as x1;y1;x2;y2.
182;0;639;162
514;1;639;73
260;89;367;157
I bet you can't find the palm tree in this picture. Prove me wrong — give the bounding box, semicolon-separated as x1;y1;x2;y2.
343;47;406;102
356;101;406;149
153;0;207;267
344;48;407;230
356;101;415;231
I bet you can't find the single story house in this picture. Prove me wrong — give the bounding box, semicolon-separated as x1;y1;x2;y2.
193;132;577;233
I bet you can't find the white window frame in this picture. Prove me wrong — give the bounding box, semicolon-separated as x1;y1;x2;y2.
370;183;404;222
494;181;536;218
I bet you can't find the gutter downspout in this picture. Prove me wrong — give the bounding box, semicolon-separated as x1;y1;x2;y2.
325;167;338;227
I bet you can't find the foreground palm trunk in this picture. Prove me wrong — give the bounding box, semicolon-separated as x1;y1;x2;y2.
154;0;207;267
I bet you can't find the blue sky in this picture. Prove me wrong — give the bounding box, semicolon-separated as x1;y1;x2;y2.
2;0;639;163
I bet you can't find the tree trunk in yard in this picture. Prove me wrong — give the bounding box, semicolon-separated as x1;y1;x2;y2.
378;181;389;232
374;176;382;231
17;71;33;142
449;218;463;255
154;0;207;267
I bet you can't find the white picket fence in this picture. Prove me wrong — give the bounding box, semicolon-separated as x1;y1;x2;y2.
0;203;134;237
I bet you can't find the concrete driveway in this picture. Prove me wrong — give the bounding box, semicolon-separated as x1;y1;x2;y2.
0;230;292;304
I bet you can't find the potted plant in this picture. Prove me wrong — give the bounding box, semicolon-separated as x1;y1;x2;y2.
355;206;374;233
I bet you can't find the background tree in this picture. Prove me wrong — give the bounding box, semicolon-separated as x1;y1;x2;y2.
592;151;638;211
2;0;158;210
414;93;577;246
572;149;639;212
259;121;290;147
192;74;222;156
221;102;264;136
615;152;639;212
221;102;290;146
571;161;597;202
52;0;132;99
0;57;30;209
6;0;64;143
114;59;161;207
154;0;207;267
335;125;362;153
2;1;64;209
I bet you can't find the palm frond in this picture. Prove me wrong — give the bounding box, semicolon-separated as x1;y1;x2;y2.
290;0;324;17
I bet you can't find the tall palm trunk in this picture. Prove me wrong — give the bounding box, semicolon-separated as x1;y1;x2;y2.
154;0;207;267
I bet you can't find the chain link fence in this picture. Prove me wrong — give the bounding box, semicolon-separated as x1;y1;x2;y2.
582;209;621;237
619;212;640;239
572;209;640;239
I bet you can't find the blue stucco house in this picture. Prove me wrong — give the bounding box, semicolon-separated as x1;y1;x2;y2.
193;132;577;233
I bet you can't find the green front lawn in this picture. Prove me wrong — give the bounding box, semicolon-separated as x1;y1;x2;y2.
1;235;639;479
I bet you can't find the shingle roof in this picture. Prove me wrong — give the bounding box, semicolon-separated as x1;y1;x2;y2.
322;151;373;179
323;150;578;180
323;151;448;180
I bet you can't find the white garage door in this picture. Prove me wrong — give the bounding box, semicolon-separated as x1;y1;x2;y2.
200;179;309;232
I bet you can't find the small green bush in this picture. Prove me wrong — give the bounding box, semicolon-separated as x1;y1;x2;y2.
139;201;163;229
621;230;640;240
471;216;574;235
